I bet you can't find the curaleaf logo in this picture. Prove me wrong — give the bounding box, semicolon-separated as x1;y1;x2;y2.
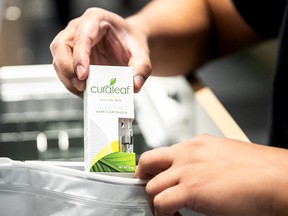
90;78;131;94
110;78;116;86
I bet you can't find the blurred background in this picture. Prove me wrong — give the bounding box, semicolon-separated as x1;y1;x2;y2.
0;0;277;161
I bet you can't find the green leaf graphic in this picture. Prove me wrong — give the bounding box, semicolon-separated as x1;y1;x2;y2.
110;78;116;86
90;152;136;172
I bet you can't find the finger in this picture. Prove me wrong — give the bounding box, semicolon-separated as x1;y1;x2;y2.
134;147;175;179
128;37;152;93
72;9;115;80
129;55;151;93
52;60;83;96
146;166;180;198
50;25;85;95
153;184;188;216
127;34;151;93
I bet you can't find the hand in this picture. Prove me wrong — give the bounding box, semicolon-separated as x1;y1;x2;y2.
50;8;151;97
135;134;288;216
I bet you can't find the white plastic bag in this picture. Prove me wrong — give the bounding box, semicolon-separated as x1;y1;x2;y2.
0;158;151;216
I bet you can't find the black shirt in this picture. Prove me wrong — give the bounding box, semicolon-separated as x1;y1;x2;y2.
233;0;288;148
232;0;285;38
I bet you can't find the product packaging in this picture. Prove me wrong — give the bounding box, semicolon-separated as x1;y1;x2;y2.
0;158;151;216
84;65;135;172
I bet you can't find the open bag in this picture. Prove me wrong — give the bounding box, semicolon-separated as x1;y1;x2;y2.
0;158;152;216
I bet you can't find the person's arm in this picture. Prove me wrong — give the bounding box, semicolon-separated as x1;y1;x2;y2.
50;0;263;96
127;0;263;77
135;134;288;216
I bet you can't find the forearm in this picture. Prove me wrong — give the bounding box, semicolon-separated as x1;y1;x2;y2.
127;0;212;76
126;0;263;77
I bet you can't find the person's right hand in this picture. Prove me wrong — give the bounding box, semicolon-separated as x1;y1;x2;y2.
135;134;288;216
50;8;151;97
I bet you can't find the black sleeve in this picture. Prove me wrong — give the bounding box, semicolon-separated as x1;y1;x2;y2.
232;0;284;38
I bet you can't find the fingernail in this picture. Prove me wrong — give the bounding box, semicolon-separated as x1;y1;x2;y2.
76;65;85;80
134;75;145;92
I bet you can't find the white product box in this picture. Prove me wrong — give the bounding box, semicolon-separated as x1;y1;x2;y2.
84;65;135;172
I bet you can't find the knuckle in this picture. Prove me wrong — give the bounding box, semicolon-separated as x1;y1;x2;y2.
194;133;212;140
190;134;211;145
66;19;77;29
49;37;58;52
85;7;98;14
84;7;105;20
50;32;65;53
153;195;166;214
138;151;151;166
145;174;162;197
145;180;155;195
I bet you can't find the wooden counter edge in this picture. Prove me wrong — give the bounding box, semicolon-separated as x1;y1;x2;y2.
187;75;250;142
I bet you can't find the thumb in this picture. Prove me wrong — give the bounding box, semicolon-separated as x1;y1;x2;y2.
130;56;151;93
